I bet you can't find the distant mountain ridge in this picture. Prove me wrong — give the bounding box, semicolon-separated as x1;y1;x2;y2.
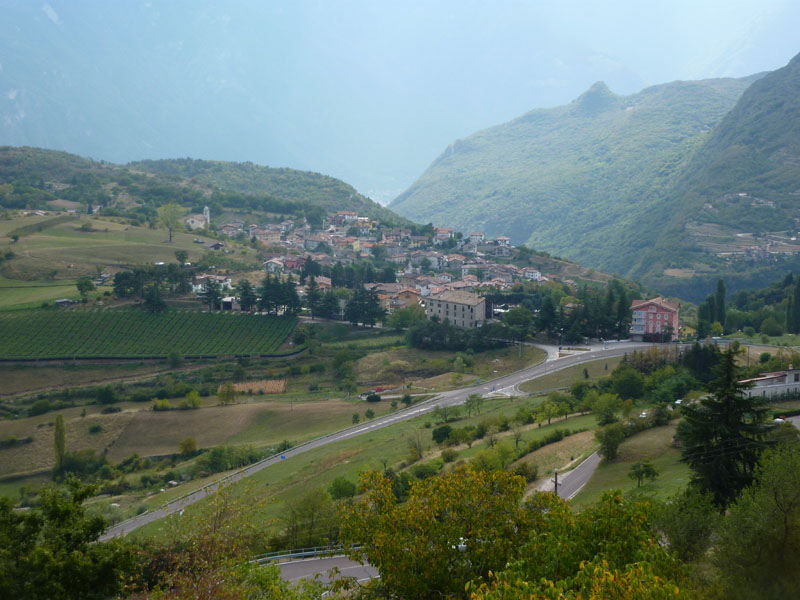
390;73;760;280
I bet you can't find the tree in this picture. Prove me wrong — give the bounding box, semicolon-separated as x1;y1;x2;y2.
352;413;360;424
715;278;727;329
157;202;184;243
143;284;166;312
305;276;322;319
76;276;95;299
339;467;528;599
199;277;222;311
714;444;800;599
178;437;197;455
0;479;135;600
465;393;484;417
652;488;720;562
174;249;188;265
677;346;771;506
237;278;257;312
595;422;625;461
386;304;426;330
468;492;689;600
53;414;65;472
401;394;413;407
217;382;236;405
365;408;375;419
628;459;658;487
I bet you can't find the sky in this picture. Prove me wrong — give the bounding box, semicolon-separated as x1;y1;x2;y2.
1;0;798;202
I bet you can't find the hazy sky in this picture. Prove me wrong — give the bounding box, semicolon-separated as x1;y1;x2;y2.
1;0;798;201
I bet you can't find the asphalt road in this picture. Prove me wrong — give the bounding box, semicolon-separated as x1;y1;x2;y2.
278;556;378;584
101;341;653;540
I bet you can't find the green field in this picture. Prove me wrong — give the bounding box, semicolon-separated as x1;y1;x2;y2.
571;422;691;508
0;310;297;359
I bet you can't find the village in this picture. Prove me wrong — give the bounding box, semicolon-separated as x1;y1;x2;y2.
184;206;578;321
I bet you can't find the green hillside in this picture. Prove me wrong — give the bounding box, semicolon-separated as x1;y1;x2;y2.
129;158;407;224
632;53;800;299
390;76;758;276
0;147;409;227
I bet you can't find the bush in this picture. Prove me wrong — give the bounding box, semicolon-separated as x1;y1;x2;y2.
441;448;458;463
88;424;102;434
365;393;381;403
28;399;52;416
328;476;357;500
152;398;173;411
760;317;783;337
432;425;453;444
513;462;539;482
309;363;326;373
101;406;121;414
95;386;117;405
410;460;442;480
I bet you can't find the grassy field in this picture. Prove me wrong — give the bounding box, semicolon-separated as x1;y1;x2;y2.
0;214;233;282
355;344;546;391
0;362;178;397
0;310;297;359
570;421;691;508
518;355;623;395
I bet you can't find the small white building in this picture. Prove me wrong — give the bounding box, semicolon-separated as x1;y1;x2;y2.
741;367;800;399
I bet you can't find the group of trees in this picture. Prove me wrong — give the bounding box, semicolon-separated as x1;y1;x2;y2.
301;257;395;289
486;278;634;344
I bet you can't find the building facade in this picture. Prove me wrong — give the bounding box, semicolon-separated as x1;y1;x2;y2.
630;297;680;341
424;290;486;328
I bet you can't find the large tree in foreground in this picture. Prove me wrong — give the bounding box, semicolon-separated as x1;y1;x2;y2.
0;480;134;600
677;345;771;505
339;467;528;599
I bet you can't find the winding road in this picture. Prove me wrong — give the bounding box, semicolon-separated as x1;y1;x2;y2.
101;340;653;541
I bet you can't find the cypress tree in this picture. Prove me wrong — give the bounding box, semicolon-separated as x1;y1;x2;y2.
715;279;726;329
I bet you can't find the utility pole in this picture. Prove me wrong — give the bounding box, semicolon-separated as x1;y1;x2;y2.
553;467;559;497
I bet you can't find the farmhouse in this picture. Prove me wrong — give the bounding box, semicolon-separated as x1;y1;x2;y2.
424;290;486;329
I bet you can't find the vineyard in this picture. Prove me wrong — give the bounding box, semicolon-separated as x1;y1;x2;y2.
0;310;298;360
230;380;287;394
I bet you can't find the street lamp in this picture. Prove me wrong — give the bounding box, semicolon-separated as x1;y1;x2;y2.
553;467;559;497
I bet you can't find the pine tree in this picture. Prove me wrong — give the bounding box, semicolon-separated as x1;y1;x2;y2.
677;346;771;506
306;276;322;319
237;279;257;312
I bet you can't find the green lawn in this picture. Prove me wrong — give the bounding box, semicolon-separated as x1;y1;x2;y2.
570;421;691;508
518;356;622;395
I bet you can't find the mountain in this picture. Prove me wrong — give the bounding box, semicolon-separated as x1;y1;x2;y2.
390;75;760;278
631;52;800;299
0;147;410;226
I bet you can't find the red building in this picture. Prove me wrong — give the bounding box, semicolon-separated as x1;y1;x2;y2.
630;297;680;341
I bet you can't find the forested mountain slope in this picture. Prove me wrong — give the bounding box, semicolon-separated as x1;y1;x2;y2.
632;52;800;299
390;76;759;277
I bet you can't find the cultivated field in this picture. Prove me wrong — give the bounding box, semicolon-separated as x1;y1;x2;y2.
0;310;297;359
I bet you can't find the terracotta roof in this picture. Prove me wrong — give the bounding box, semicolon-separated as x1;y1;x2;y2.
630;297;680;312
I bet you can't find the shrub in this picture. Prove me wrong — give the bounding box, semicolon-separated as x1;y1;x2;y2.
432;425;453;444
28;399;52;416
329;476;357;500
95;386;117;405
441;448;458;463
411;460;442;480
152;398;173;411
88;424;102;434
365;393;381;403
101;406;121;414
